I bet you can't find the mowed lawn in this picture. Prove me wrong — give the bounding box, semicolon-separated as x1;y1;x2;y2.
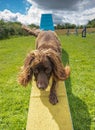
0;34;95;130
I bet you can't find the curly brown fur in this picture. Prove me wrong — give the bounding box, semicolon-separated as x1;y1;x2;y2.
18;26;70;105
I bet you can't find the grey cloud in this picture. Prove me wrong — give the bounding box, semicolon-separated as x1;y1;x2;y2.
31;0;95;25
83;0;95;10
32;0;80;11
31;0;95;12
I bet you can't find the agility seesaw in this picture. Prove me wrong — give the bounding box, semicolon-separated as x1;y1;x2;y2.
26;79;73;130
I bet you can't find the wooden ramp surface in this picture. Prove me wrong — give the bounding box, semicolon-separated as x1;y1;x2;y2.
26;80;73;130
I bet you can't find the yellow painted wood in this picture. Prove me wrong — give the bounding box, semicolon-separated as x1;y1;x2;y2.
26;80;73;130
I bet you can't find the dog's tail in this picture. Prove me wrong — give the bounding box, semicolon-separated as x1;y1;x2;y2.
22;25;41;37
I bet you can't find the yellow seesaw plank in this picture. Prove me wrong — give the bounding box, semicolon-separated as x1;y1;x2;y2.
26;80;73;130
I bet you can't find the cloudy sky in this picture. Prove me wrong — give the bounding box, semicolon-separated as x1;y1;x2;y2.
0;0;95;25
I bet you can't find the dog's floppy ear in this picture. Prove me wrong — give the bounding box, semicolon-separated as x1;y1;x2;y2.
18;51;35;86
46;49;70;80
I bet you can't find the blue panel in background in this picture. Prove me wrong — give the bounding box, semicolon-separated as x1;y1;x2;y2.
40;14;54;31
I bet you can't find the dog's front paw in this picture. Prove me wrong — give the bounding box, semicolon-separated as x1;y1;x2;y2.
49;93;58;105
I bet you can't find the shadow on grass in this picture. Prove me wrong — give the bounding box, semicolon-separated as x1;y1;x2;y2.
62;49;91;130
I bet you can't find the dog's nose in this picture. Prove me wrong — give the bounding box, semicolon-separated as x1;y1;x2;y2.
37;81;45;90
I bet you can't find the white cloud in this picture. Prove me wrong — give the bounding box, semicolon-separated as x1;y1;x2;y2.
0;10;17;22
0;0;95;26
0;4;53;25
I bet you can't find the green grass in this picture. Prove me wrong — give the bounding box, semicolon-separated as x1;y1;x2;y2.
0;36;35;130
0;34;95;130
61;34;95;130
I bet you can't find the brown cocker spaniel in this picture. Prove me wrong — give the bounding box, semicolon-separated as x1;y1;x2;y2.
18;26;70;105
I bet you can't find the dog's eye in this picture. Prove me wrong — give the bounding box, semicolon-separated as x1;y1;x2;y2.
33;69;38;74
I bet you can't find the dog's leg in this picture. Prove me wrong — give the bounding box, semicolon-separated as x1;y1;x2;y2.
49;78;58;105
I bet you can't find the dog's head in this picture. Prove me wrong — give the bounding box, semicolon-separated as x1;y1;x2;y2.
18;49;70;90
